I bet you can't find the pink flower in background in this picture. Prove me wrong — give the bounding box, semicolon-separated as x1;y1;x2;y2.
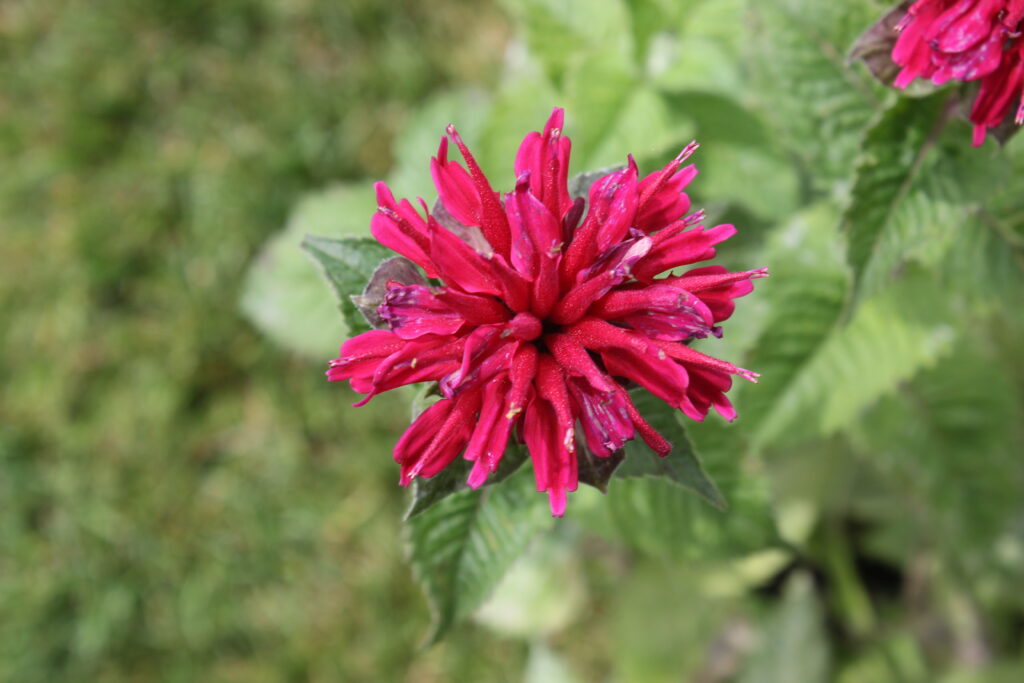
328;109;765;516
892;0;1024;144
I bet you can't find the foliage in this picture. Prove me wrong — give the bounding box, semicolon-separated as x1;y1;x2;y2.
4;0;1024;681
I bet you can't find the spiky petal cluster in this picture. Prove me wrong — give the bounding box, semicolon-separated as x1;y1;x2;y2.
893;0;1024;144
328;109;766;516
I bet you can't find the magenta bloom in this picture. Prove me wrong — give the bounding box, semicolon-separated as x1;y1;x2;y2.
328;109;765;516
893;0;1024;144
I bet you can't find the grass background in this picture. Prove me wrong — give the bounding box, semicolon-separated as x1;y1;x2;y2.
0;1;530;679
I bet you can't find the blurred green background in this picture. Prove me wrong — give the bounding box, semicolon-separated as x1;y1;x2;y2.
2;1;1023;681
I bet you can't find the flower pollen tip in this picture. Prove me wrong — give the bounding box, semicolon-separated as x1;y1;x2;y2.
737;368;760;383
683;209;707;227
676;140;700;163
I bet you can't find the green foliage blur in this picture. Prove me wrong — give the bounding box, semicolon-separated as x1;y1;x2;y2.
3;1;1024;682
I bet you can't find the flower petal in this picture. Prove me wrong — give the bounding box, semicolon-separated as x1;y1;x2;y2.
514;108;573;219
378;284;465;340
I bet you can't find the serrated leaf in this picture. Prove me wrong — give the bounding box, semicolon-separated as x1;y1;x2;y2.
746;0;885;186
941;136;1024;308
941;212;1024;310
843;94;1012;301
754;274;955;447
852;344;1024;551
405;445;528;519
405;466;553;645
300;235;394;336
614;388;726;510
842;94;948;298
742;204;849;437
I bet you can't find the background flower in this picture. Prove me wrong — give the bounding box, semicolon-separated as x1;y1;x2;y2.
892;0;1024;144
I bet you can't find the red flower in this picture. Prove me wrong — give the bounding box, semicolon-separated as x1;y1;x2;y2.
892;0;1024;145
328;109;766;516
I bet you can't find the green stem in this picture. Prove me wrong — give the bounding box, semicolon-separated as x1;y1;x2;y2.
823;519;875;638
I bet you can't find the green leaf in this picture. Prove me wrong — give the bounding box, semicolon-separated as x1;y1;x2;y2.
564;51;694;172
300;234;395;337
745;0;885;187
472;73;561;182
941;212;1024;311
386;89;490;200
475;534;586;639
646;0;746;95
405;466;553;645
694;142;799;221
843;95;1011;301
624;0;695;66
405;445;528;519
741;204;849;438
739;572;830;683
940;135;1024;309
851;344;1024;551
754;274;955;448
240;184;377;357
842;94;947;298
615;388;726;510
744;203;958;447
497;0;633;85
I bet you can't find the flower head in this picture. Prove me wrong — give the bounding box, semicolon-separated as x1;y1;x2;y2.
328;109;766;516
892;0;1024;144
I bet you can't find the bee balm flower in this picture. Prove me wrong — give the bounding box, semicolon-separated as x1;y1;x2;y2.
328;109;766;516
892;0;1024;144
